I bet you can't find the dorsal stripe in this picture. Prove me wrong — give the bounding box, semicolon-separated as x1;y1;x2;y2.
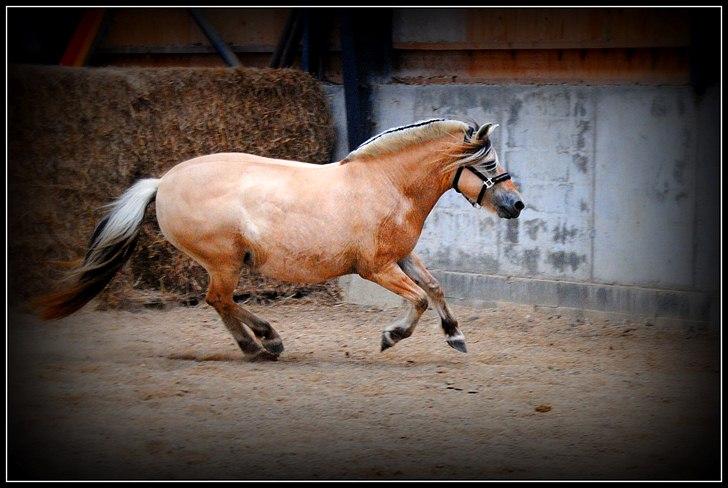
342;118;497;169
356;118;446;149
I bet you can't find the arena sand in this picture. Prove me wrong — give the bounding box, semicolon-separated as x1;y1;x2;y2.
8;300;719;480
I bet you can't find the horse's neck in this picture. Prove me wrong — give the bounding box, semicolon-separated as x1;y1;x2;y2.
374;142;455;220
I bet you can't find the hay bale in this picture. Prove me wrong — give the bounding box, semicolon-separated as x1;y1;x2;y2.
9;65;339;310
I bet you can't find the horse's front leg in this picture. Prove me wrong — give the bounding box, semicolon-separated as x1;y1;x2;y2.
398;253;467;353
361;263;429;352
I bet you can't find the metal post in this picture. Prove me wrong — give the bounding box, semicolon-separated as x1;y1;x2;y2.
270;9;297;68
280;10;303;68
339;10;367;150
189;8;241;68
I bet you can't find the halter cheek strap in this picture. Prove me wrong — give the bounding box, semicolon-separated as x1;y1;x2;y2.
452;166;511;207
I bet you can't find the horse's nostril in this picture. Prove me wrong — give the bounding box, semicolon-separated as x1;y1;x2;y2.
514;201;525;211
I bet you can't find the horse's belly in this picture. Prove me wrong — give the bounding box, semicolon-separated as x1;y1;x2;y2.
255;247;353;284
240;199;362;283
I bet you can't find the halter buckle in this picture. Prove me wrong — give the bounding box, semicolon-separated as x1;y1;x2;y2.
483;178;495;189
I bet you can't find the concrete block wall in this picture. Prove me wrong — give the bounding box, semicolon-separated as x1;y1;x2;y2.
324;84;719;322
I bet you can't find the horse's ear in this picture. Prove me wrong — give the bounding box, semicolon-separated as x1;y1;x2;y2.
475;123;499;141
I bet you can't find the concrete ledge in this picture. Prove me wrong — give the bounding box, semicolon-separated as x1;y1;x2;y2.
338;274;404;309
339;272;715;324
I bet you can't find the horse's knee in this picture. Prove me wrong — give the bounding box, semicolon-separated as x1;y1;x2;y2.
425;280;444;300
414;294;429;313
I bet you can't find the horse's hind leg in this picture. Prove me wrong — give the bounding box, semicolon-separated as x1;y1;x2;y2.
205;268;281;361
398;253;466;353
361;263;429;352
236;307;284;355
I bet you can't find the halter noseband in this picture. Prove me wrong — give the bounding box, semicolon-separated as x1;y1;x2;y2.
453;127;511;207
452;166;511;207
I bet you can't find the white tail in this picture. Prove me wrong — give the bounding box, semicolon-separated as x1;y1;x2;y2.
35;178;160;319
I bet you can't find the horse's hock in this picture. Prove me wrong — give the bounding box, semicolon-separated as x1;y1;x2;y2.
8;65;338;308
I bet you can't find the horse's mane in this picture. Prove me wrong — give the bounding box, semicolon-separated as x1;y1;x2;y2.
342;118;475;165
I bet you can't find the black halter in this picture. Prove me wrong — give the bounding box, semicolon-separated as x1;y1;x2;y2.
452;166;512;207
452;127;512;207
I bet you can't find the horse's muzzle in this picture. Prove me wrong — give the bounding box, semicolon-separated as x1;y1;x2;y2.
497;200;524;219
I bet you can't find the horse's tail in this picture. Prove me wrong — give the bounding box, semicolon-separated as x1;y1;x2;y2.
35;178;161;320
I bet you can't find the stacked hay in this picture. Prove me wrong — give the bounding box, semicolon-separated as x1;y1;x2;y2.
9;65;339;311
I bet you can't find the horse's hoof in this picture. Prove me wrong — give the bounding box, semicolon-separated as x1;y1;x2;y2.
446;338;468;353
263;338;284;355
246;350;279;362
381;332;394;352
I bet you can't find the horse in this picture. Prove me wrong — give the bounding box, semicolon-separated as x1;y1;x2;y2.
37;118;525;360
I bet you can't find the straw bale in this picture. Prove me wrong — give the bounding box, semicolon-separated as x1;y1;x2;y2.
9;65;339;310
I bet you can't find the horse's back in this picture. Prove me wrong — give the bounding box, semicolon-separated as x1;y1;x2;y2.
154;152;357;280
157;153;343;217
162;152;337;178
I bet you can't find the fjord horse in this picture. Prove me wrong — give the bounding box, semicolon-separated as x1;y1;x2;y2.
38;119;524;360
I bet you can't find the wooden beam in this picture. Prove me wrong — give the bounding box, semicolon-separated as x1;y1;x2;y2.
59;8;106;66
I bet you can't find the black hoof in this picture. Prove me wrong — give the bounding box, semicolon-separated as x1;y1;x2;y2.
263;339;284;355
446;338;468;353
381;334;394;352
246;350;279;362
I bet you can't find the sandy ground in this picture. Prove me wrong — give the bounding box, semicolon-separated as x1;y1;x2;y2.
8;299;720;480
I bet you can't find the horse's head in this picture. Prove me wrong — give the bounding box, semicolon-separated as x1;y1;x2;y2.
452;122;524;219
